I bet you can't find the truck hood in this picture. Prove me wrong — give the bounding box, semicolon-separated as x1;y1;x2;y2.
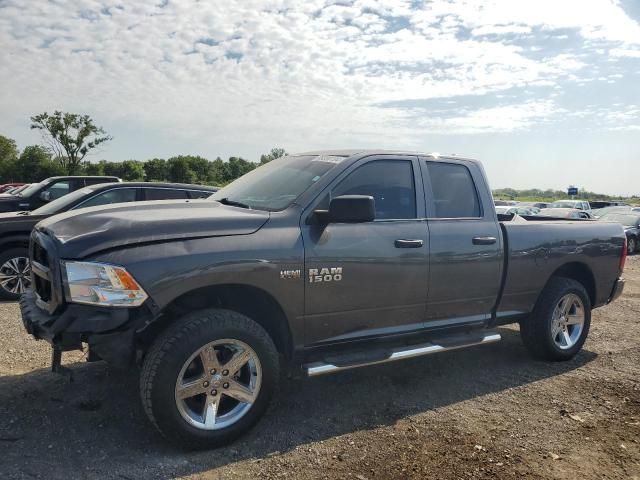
36;200;270;259
0;211;48;230
0;195;26;212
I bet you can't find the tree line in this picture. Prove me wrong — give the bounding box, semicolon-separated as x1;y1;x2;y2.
0;111;286;186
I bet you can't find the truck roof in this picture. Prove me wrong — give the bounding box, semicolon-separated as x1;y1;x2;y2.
293;149;477;162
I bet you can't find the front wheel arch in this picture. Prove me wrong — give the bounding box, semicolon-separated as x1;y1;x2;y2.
139;284;294;361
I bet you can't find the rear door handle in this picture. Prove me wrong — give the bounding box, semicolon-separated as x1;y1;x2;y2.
472;236;497;245
395;239;424;248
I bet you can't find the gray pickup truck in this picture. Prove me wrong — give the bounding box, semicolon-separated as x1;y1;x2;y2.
20;150;627;449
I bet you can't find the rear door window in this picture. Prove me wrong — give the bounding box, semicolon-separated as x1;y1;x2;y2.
187;190;213;199
75;188;139;209
426;162;481;218
144;188;190;200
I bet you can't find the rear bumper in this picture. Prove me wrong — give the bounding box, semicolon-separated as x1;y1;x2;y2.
608;277;625;304
20;290;144;367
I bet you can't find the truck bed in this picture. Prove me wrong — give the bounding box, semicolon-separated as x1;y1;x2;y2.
495;220;624;324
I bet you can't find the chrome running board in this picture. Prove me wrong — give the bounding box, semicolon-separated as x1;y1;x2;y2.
305;332;501;377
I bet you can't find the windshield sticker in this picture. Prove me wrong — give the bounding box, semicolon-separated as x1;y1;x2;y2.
311;155;345;164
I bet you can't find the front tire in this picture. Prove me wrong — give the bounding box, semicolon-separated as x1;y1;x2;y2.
520;277;591;361
140;309;280;450
628;237;638;255
0;247;31;301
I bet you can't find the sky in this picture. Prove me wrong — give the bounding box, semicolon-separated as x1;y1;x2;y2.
0;0;639;195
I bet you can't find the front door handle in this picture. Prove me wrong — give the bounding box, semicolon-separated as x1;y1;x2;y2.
395;239;424;248
472;236;497;245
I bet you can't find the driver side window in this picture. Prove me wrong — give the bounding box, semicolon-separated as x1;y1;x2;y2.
43;180;72;201
328;160;417;220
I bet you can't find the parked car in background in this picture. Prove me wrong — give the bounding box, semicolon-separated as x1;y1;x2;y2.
598;212;640;255
548;200;592;212
590;201;628;209
0;176;121;213
591;206;634;219
0;183;25;193
517;201;549;209
495;206;537;216
0;184;31;197
494;200;513;206
0;181;218;299
538;208;593;219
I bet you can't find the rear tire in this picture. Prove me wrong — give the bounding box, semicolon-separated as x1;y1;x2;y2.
0;247;30;301
140;308;280;450
628;237;637;255
520;277;591;361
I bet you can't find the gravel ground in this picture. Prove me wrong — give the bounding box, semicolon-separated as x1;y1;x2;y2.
0;257;638;480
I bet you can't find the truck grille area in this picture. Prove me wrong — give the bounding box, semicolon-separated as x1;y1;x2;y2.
29;230;63;314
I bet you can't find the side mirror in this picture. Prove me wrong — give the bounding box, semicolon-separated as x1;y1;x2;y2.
315;195;375;223
39;191;52;202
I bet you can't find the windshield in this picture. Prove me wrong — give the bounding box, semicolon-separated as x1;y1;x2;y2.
210;155;346;211
550;201;576;208
16;181;45;198
31;187;94;215
600;213;640;227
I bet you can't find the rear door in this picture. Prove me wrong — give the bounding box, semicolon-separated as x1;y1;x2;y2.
420;158;503;328
301;156;429;345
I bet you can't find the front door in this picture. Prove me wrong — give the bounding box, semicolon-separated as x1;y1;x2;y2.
301;156;429;346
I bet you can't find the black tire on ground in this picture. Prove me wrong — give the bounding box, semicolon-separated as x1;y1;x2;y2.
520;277;591;361
629;237;638;255
0;247;30;301
140;308;280;450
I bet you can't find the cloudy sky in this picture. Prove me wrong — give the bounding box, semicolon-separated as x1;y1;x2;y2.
1;0;639;195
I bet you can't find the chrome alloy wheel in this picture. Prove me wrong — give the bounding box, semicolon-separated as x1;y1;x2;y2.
551;293;585;350
175;339;262;430
0;256;31;295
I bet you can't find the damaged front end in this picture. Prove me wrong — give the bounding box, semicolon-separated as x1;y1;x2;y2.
20;229;155;372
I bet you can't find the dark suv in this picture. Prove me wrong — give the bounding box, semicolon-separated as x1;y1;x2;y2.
0;182;217;299
0;176;121;213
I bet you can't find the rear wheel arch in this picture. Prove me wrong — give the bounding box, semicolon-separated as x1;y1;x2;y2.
543;262;596;308
140;284;294;360
0;235;31;251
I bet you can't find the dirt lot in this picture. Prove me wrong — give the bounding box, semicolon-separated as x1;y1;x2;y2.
1;258;638;480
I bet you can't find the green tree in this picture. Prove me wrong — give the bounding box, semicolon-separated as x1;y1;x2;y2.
30;111;112;174
143;158;168;181
167;156;196;184
0;135;19;163
119;160;145;181
208;157;225;185
82;160;106;176
15;145;64;182
259;147;287;164
102;161;125;178
0;135;19;181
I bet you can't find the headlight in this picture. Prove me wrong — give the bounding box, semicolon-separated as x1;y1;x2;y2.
62;261;148;307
